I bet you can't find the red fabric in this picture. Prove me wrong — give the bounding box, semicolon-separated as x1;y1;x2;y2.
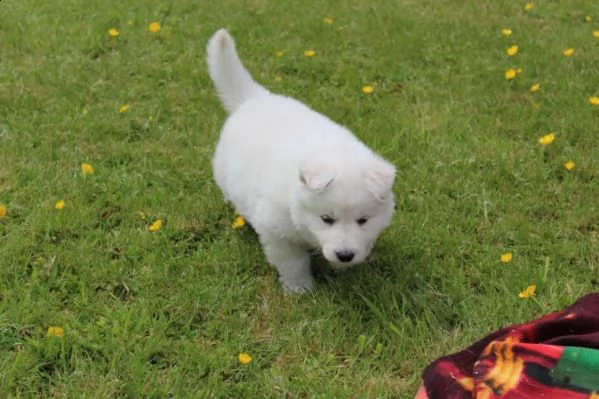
416;293;599;399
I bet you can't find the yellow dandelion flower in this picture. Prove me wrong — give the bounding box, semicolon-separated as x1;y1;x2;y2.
530;83;540;92
232;215;246;229
362;85;374;94
538;133;556;145
119;104;130;113
47;326;65;337
589;96;599;105
585;16;593;22
504;68;517;80
323;17;333;25
149;219;162;232
593;31;599;38
108;28;120;38
275;50;284;58
238;352;252;365
519;284;536;299
563;48;575;57
500;252;513;263
81;163;94;175
138;211;146;220
516;67;523;74
524;2;535;11
0;204;6;219
501;28;513;36
506;45;519;56
274;76;283;82
55;200;65;210
564;160;575;171
304;49;316;57
148;22;161;33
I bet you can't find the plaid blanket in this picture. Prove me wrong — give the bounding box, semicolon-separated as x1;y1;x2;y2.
416;293;599;399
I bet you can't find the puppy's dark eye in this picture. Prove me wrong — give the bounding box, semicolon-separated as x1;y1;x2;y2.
321;215;336;225
357;217;368;225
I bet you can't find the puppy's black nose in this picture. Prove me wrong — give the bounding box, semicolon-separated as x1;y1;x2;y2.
335;251;355;263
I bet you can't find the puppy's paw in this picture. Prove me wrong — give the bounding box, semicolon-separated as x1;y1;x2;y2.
280;275;315;294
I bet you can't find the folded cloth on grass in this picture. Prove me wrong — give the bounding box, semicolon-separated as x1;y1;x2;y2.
416;293;599;399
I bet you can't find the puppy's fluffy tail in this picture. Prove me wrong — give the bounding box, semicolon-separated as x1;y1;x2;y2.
206;29;269;114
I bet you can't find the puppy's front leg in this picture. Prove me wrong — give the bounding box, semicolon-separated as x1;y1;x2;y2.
260;235;314;293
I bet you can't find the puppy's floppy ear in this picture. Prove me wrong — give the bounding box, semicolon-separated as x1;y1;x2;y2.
299;163;336;191
365;159;396;201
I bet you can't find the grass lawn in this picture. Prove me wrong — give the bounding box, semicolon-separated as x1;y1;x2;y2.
1;0;598;397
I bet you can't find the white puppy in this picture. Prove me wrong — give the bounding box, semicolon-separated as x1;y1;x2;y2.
207;29;396;292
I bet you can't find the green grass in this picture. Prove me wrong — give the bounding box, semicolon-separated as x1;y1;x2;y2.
1;0;598;397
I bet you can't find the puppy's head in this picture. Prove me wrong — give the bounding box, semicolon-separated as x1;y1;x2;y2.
292;152;396;269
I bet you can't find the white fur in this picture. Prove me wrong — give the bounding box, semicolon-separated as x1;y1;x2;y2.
207;29;396;292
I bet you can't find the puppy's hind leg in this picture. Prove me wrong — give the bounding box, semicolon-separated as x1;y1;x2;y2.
260;235;315;293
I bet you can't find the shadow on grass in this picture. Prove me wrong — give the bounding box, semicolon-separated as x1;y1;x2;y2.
314;237;468;334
